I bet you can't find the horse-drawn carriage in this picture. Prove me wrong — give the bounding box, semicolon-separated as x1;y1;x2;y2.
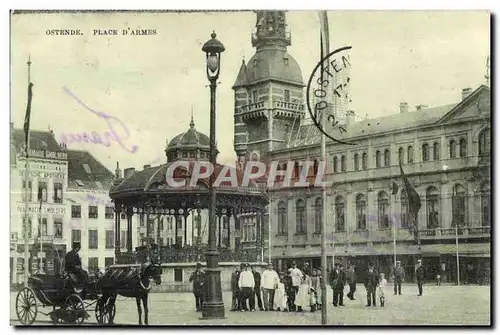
15;272;115;325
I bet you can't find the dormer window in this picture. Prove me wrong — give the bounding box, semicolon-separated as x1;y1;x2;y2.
284;89;290;102
284;58;289;67
75;179;85;187
83;163;92;174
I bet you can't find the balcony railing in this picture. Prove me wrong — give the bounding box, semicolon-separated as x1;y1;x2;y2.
115;246;261;264
418;227;490;238
237;101;268;114
274;100;304;112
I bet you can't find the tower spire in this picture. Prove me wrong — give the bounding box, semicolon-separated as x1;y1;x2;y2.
251;10;291;51
27;53;32;84
190;106;195;128
485;55;490;87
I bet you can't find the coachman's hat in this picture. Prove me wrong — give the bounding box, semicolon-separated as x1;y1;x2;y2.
72;241;81;249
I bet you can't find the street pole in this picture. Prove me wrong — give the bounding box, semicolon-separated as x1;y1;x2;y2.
456;222;460;286
268;201;272;263
39;200;43;274
23;55;32;287
201;32;225;319
392;192;396;269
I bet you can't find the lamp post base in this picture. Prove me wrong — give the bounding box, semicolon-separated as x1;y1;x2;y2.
201;251;225;319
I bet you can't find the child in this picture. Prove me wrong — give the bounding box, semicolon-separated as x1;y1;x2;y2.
436;274;441;286
378;272;388;307
274;272;287;312
310;269;322;312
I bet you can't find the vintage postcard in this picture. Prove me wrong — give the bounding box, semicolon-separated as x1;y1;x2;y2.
10;10;491;326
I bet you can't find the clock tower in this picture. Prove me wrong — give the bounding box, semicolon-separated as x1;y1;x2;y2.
232;10;305;167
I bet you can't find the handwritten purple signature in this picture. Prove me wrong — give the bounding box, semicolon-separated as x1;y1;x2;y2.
60;87;138;154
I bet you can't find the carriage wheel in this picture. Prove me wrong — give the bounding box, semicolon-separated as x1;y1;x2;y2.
64;294;86;324
15;287;38;325
95;297;114;325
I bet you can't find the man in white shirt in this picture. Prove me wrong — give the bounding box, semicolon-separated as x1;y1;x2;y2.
261;263;279;311
288;261;303;311
238;263;256;311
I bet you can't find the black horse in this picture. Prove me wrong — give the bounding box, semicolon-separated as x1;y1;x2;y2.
98;262;163;325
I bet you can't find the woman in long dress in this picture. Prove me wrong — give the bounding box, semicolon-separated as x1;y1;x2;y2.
273;272;288;311
295;272;312;312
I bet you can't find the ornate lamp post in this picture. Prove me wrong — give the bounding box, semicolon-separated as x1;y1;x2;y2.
201;31;226;319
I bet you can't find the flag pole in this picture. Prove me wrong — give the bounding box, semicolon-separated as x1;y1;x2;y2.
23;55;32;287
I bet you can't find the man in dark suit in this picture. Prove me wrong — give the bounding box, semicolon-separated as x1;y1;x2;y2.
330;263;345;307
230;265;241;311
346;263;357;300
189;262;205;312
393;260;405;295
64;241;88;288
364;262;379;307
251;266;264;311
415;259;425;296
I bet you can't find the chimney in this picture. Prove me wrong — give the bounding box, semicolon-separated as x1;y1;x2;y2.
462;87;472;100
415;104;428;111
123;167;136;179
345;110;356;129
399;102;409;113
115;161;122;179
143;164;151;170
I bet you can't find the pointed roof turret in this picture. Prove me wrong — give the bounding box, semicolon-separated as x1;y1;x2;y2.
232;58;247;89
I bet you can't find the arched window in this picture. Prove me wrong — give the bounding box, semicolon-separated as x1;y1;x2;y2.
277;201;287;235
362;153;368;170
335;196;346;232
452;184;467;228
333;157;338;173
341;155;346;172
296;199;306;234
398;147;404;164
313;159;319;177
478;128;490;159
459;138;467;158
356;194;367;230
407;146;414;163
378;191;389;229
422;143;430;162
426;186;440;229
375;150;381;168
449;139;456;158
433;142;440;161
481;182;491;227
384;149;390;167
354;153;360;171
314;197;322;233
400;190;409;228
293;161;300;179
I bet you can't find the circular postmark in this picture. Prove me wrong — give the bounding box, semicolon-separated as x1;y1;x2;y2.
306;46;355;145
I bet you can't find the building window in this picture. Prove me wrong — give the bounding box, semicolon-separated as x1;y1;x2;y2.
335;196;346;232
384;149;390;167
140;214;145;227
284;89;290;102
53;182;63;203
252;91;258;103
88;257;99;273
105;230;114;249
378;191;389;229
400;190;409;228
37;181;48;202
398;147;404;164
356;194;367;230
295;199;306;234
105;257;114;269
277;201;287;235
362;152;368;170
314;197;322;233
71;229;81;243
452;184;467;228
313;159;319;177
449;139;456;158
71;205;81;218
38;217;48;236
89;230;98;249
104;206;114;220
88;205;98;219
375;150;381;168
333;157;338;173
407;146;414;163
422;143;430;162
478;128;490;159
481;182;490;227
341;155;346;172
21;181;32;201
459;138;467;158
426;186;440;229
354;153;360;171
174;268;183;282
53;219;63;239
433;142;440;161
293;161;300;179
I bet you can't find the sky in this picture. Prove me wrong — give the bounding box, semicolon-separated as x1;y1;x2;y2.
10;10;490;173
